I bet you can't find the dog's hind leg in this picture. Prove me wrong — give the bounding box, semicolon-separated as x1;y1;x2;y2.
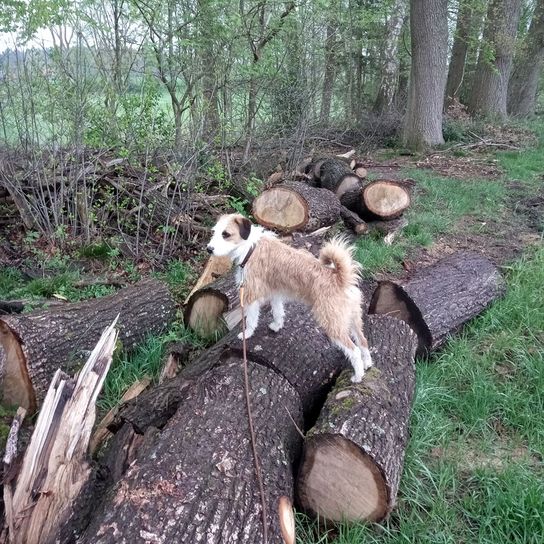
332;334;365;383
238;300;261;340
269;296;285;332
351;309;373;371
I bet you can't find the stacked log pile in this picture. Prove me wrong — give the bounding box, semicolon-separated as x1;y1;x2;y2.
254;153;412;242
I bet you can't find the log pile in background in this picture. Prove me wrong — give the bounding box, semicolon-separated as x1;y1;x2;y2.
252;181;342;233
369;251;505;355
297;315;417;523
0;278;175;410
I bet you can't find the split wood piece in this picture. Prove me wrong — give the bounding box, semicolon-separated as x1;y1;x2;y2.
89;375;152;455
81;357;303;544
369;251;505;355
183;255;232;305
362;179;411;220
0;278;175;411
183;271;239;337
297;315;417;524
319;158;363;201
2;319;118;544
252;181;342;234
113;301;358;435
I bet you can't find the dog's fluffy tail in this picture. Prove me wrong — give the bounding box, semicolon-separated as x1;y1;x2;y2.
319;236;361;289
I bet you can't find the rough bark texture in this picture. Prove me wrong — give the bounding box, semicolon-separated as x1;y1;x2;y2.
183;271;239;337
115;302;356;434
402;0;448;149
445;1;477;106
369;251;505;355
81;357;303;544
252;181;342;233
319;158;362;198
507;0;544;117
0;279;175;411
362;180;411;220
373;0;407;113
469;0;523;118
297;315;417;523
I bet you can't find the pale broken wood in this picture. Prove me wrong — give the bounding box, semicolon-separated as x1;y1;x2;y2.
2;318;119;544
184;256;232;305
89;375;151;455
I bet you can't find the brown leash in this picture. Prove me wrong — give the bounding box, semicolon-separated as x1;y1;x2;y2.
240;284;269;543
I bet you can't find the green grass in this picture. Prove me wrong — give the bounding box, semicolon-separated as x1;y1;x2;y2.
298;246;544;543
355;171;507;276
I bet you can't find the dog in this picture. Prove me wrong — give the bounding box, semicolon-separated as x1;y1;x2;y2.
206;214;372;382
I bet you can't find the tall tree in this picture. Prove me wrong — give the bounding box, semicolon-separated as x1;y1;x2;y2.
373;0;407;114
507;0;544;117
444;0;485;108
320;5;339;125
402;0;448;149
468;0;523;118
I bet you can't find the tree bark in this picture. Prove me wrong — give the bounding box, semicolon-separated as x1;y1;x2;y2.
252;181;342;233
369;251;505;355
468;0;523;119
319;158;362;199
320;16;338;125
373;0;407;113
402;0;449;149
445;1;477;107
297;315;417;523
507;0;544;117
82;356;303;544
0;279;175;411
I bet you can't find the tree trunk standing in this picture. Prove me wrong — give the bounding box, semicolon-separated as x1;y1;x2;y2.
402;0;449;149
320;18;338;125
507;0;544;117
445;1;476;108
373;0;407;113
468;0;523;119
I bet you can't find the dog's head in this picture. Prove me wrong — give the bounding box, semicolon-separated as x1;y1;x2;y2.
207;214;252;257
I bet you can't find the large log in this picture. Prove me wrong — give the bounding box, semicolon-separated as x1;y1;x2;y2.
319;158;363;201
0;278;175;411
252;181;342;233
362;179;411;220
369;251;505;355
297;315;417;523
82;356;303;544
117;302;352;434
2;320;118;544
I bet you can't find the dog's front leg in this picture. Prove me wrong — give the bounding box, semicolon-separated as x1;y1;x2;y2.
269;296;285;332
238;300;261;340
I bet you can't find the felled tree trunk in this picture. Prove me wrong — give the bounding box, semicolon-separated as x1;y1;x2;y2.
2;320;118;544
252;181;342;233
82;356;302;544
319;158;362;199
297;315;417;523
362;179;411;219
121;302;352;434
369;251;505;355
0;279;175;411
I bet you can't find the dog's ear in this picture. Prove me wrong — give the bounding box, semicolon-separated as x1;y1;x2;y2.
235;216;252;240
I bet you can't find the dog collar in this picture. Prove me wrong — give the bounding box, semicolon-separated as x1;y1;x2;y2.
239;244;255;269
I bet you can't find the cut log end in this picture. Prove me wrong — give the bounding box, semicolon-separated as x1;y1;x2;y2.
368;281;431;355
252;186;308;232
299;435;388;522
0;322;35;412
184;291;228;337
278;496;296;544
363;180;411;219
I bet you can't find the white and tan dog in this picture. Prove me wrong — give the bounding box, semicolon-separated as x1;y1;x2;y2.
207;214;372;382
